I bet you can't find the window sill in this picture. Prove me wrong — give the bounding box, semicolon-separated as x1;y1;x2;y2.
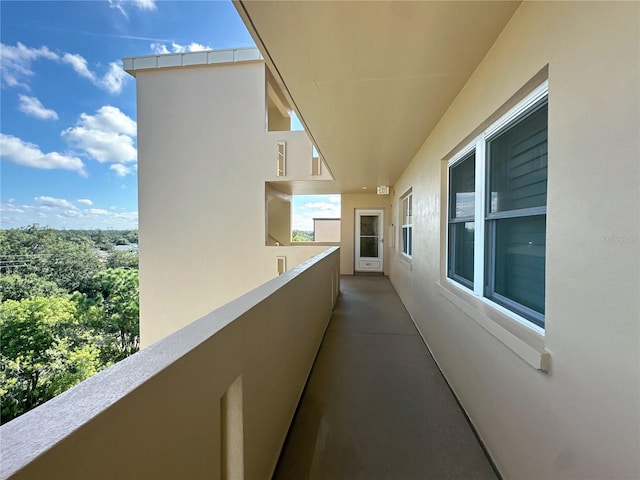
436;281;550;372
398;252;413;270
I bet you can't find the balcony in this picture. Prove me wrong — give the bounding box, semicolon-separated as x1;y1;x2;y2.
1;247;495;479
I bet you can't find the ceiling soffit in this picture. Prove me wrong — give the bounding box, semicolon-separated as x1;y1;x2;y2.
237;1;521;193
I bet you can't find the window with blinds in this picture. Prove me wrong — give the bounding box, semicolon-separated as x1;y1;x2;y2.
401;190;413;258
486;100;547;326
448;153;475;288
446;81;548;330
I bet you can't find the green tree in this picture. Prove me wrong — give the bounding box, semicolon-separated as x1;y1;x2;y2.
0;296;102;423
77;268;140;362
0;225;103;293
0;273;65;302
106;250;138;270
292;230;314;242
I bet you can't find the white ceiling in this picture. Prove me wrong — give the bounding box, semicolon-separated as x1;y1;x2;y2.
237;1;521;194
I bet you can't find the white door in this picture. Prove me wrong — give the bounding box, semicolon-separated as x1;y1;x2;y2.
355;209;384;272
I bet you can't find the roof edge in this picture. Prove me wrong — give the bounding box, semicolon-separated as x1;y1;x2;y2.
123;47;263;76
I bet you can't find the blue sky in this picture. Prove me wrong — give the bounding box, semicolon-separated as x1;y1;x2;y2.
1;1;253;229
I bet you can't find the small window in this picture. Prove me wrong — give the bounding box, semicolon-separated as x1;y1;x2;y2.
276;256;286;275
276;141;286;176
447;81;548;329
401;190;413;258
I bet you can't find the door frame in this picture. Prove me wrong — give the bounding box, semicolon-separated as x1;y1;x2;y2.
355;208;384;273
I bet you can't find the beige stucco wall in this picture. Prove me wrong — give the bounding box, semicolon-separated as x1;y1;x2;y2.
389;2;639;479
340;193;392;275
137;62;331;346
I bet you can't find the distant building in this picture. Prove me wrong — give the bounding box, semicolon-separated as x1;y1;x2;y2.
313;218;340;242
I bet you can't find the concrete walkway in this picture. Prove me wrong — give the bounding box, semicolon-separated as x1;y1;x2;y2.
274;275;498;480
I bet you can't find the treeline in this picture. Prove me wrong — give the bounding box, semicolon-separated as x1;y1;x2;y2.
0;225;140;423
292;230;314;242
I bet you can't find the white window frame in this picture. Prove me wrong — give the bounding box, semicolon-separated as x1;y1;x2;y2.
400;190;413;259
446;81;548;334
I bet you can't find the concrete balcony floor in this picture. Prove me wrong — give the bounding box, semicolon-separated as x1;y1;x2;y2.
274;275;498;480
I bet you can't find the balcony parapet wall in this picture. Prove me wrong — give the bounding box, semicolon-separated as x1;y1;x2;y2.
0;247;340;480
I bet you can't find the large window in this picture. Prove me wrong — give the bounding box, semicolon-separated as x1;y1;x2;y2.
447;82;548;329
401;190;413;258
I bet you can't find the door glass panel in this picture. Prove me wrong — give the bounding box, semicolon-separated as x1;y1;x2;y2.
360;237;378;258
360;216;378;236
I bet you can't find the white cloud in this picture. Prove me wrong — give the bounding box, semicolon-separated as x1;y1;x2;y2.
110;163;134;176
302;201;336;210
76;105;136;136
292;195;341;231
134;0;156;10
58;209;82;218
85;208;110;215
293;214;313;231
109;0;156;18
1;197;138;229
113;211;139;222
1;42;128;94
17;95;58;120
0;133;87;176
0;42;58;88
35;196;76;209
1;201;27;214
61;53;93;80
150;43;170;55
63;127;136;163
300;201;341;218
101;62;129;94
62;54;128;94
150;42;211;55
62;106;137;164
77;198;93;206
